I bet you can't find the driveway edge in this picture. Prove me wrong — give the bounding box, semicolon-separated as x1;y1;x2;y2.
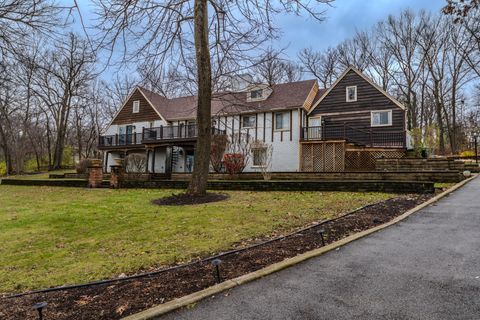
123;175;476;320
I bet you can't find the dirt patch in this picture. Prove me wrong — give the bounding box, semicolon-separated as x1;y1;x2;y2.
0;194;432;320
153;192;229;206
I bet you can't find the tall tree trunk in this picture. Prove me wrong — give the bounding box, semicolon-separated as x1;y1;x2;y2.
188;0;212;196
0;123;13;174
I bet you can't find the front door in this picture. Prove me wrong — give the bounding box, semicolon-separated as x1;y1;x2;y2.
308;116;322;140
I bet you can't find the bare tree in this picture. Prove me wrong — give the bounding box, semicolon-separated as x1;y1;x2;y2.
298;47;339;88
93;0;333;195
33;33;96;169
254;48;302;86
0;0;63;57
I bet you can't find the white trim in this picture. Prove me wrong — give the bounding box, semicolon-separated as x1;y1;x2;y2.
346;86;357;102
370;109;393;127
308;66;406;115
308;115;322;127
132;100;140;113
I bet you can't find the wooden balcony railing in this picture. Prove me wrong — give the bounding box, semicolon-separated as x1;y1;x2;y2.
301;124;406;148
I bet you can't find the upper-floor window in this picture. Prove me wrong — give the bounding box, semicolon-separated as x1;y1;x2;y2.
250;89;263;99
275;112;290;131
242;115;256;128
133;100;140;113
371;110;392;127
346;86;357;102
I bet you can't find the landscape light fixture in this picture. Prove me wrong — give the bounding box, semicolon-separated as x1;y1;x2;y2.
212;258;222;283
32;302;47;320
317;229;326;246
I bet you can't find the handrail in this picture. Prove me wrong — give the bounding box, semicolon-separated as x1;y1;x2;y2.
301;124;405;148
99;124;226;147
98;133;143;147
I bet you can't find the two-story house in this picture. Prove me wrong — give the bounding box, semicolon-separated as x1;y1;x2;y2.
98;67;411;174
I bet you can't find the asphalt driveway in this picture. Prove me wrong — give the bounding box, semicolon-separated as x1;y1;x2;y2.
160;177;480;320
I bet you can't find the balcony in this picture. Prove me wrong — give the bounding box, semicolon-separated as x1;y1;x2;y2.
98;133;143;148
301;124;406;148
98;124;227;148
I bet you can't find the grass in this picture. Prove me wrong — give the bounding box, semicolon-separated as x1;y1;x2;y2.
0;185;393;293
434;182;456;189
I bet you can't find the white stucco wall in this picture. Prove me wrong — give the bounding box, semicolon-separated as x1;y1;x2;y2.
215;109;301;172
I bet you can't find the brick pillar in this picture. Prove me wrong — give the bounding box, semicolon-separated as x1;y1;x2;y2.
88;159;103;188
110;164;125;189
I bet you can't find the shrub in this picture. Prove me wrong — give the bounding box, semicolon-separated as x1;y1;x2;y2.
76;159;93;174
125;153;147;173
0;162;6;176
223;153;246;176
460;150;475;157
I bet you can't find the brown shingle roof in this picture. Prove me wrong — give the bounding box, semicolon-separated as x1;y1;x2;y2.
138;79;319;121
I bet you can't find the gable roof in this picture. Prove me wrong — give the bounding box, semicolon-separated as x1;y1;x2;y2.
137;79;318;121
108;87;167;128
307;66;406;115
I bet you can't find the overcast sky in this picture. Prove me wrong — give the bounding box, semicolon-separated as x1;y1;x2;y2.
71;0;447;77
274;0;446;59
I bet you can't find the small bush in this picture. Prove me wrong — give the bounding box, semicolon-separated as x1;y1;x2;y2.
125;154;147;173
223;153;246;176
0;162;6;176
460;150;475;157
76;159;93;174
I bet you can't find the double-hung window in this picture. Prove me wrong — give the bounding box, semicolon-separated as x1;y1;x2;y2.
371;110;392;127
242;115;256;128
274;112;289;131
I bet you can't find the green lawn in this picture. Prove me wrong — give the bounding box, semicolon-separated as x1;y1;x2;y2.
0;185;393;293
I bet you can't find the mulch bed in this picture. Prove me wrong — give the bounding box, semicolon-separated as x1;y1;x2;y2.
0;194;432;320
153;192;229;206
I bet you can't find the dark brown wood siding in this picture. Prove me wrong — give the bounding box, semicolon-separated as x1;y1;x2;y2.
112;89;162;125
309;70;405;132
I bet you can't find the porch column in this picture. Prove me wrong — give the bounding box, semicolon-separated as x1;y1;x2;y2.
151;148;156;173
145;149;150;173
165;146;173;176
104;151;109;173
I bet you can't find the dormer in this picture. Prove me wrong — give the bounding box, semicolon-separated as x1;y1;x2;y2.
246;84;272;102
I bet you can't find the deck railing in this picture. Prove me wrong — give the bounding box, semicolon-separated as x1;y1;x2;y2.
301;124;406;148
143;124;198;142
99;124;227;147
98;133;143;147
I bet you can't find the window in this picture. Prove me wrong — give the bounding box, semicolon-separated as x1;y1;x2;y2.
252;148;267;166
242;115;256;128
133;100;140;113
346;86;357;102
371;110;392;127
275;112;290;130
250;89;263;99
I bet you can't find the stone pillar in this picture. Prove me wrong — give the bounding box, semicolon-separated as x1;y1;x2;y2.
110;163;125;189
88;159;103;188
